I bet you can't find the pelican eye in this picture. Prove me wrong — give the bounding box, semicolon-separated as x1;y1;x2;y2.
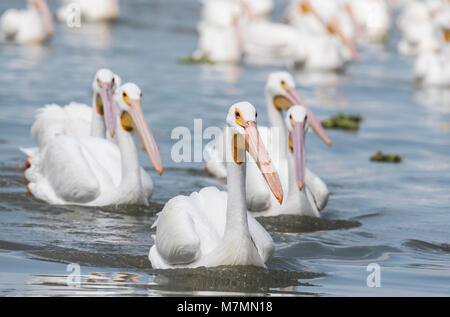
289;114;293;120
280;80;289;91
234;108;244;126
122;91;129;104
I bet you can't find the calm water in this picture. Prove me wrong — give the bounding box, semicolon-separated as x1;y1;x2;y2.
0;0;449;296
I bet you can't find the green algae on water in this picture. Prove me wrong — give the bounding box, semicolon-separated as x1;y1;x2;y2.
370;151;402;163
178;56;215;65
321;114;363;131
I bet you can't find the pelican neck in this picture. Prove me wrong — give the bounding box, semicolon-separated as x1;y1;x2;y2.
90;93;106;138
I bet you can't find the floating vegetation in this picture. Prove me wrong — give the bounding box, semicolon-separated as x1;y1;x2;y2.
321;114;363;131
370;151;402;163
178;56;215;65
257;215;361;234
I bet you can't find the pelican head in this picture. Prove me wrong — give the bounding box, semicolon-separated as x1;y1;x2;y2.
286;106;308;191
30;0;55;35
227;102;283;204
92;69;121;138
265;72;332;147
265;71;299;111
115;83;163;176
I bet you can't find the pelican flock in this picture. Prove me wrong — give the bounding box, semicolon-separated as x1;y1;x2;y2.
24;82;162;206
204;72;330;217
8;0;449;271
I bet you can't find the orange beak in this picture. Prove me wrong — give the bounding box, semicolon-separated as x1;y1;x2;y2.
127;99;163;175
243;121;283;204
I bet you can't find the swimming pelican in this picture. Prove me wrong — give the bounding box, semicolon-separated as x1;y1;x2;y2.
414;48;450;87
397;0;446;56
57;0;119;23
286;0;360;68
242;20;307;65
243;0;274;20
204;72;330;214
149;102;282;269
249;106;328;217
345;0;392;43
25;83;163;206
193;18;242;63
0;0;55;44
20;69;120;171
193;0;243;63
200;0;242;28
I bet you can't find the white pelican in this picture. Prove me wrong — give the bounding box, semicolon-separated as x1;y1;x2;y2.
57;0;119;23
149;102;283;269
25;83;163;206
396;0;446;56
286;0;360;68
200;0;242;28
249;106;328;218
241;20;307;65
29;69;120;151
345;0;392;43
242;0;274;20
414;49;450;87
20;69;120;170
0;0;55;44
193;0;243;63
200;0;272;26
204;72;330;215
197;0;304;65
193;19;242;63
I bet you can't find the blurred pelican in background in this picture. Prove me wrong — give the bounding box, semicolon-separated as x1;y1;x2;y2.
395;0;450;87
200;0;273;26
397;0;449;56
286;0;360;70
149;102;281;269
345;0;392;43
193;0;243;63
24;83;163;206
0;0;55;44
57;0;119;23
414;26;450;88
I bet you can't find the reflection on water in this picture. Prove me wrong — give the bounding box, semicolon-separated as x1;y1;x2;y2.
60;23;115;50
28;265;323;296
415;88;450;114
199;64;243;84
